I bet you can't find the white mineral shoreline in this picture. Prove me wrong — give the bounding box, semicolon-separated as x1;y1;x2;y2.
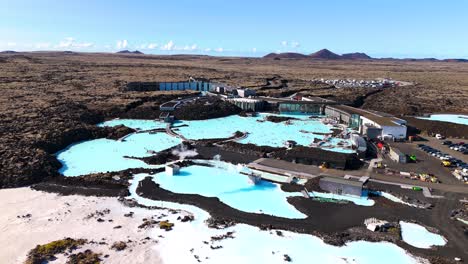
0;187;163;264
1;184;429;264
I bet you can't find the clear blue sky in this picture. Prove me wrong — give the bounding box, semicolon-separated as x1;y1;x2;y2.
1;0;467;58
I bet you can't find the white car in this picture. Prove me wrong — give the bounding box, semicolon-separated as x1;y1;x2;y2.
435;134;445;140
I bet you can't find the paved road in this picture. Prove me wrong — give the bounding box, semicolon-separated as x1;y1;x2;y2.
387;141;460;185
365;172;468;195
251;158;468;195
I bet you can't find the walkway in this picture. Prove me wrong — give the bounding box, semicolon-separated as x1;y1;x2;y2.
217;132;249;144
117;132;136;142
165;123;194;143
248;158;468;195
247;158;321;179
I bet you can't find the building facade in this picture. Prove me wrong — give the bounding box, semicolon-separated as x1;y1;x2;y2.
319;177;364;197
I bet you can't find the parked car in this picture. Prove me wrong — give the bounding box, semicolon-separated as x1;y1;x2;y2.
441;160;452;167
435;134;445;140
442;140;452;145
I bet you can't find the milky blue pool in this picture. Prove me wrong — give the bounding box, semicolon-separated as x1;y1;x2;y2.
57;113;354;177
56;132;181;176
400;221;446;249
152;161;307;218
177;114;352;152
99;114;353;153
417;114;468;126
128;174;426;264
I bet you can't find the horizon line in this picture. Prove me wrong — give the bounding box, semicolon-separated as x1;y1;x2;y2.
1;49;468;61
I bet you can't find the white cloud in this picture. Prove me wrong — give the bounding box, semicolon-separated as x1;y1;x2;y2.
148;43;158;49
215;47;224;53
291;41;300;48
57;37;75;48
182;44;198;51
7;42;16;47
160;40;175;51
75;42;94;48
281;41;288;47
252;48;257;53
204;48;212;52
116;40;128;49
56;37;93;49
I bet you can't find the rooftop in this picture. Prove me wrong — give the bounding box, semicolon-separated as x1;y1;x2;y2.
327;105;403;127
319;176;364;188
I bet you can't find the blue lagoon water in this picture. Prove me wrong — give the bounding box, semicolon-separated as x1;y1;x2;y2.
400;221;446;249
99;114;354;153
56;132;181;176
127;173;425;264
418;114;468;126
55;116;432;263
152;161;307;218
176;114;353;153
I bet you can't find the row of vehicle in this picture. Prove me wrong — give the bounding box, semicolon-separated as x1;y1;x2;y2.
417;144;468;173
441;140;468;154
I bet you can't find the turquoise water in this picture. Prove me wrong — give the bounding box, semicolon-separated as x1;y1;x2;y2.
418;114;468;126
152;161;307;218
309;190;375;206
177;114;353;153
128;174;425;264
56;132;181;176
247;168;375;206
99;114;354;153
400;221;446;249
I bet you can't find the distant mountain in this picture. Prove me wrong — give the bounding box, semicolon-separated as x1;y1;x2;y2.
0;50;18;54
263;49;372;60
416;58;439;62
442;58;468;63
309;49;342;59
341;52;371;60
263;52;309;59
116;50;144;55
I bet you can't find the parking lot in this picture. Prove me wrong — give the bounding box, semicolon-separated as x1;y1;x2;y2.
384;142;462;185
420;137;467;162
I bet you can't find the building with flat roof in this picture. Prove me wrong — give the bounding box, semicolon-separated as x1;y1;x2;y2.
319;177;364;197
228;98;265;111
325;105;407;140
236;88;256;98
165;164;180;176
389;146;407;163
